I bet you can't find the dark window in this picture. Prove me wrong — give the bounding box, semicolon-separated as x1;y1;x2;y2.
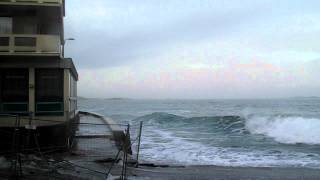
0;68;29;113
35;69;63;102
35;69;63;115
1;69;29;102
15;37;36;47
0;37;9;46
12;16;37;34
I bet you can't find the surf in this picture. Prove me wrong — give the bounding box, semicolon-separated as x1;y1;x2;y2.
134;112;320;145
245;115;320;145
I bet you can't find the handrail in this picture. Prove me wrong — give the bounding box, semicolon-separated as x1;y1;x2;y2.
0;34;61;55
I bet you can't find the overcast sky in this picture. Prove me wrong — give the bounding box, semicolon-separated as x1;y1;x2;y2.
64;0;320;99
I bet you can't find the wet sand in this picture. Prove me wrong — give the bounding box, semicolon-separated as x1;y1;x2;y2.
1;163;319;180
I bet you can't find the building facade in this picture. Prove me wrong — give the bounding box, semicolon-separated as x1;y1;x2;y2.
0;0;78;151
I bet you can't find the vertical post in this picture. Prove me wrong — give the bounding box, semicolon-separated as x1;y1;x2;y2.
62;40;65;57
11;115;18;153
63;69;70;116
135;121;143;168
11;115;18;176
12;115;23;178
29;68;35;116
65;111;71;149
25;112;33;150
9;35;14;53
121;124;130;180
124;124;129;179
17;115;22;177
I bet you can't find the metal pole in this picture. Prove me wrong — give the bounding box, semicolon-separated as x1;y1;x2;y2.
62;40;65;57
26;112;33;149
12;115;18;178
135;121;143;168
121;124;130;180
62;38;75;58
15;115;22;178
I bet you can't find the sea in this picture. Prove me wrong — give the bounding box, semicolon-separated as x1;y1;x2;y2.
78;97;320;168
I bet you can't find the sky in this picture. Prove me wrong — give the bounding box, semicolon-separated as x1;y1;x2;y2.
64;0;320;99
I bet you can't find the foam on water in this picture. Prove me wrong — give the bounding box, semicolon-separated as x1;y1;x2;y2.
245;115;320;145
140;127;320;168
131;112;320;168
78;98;320;168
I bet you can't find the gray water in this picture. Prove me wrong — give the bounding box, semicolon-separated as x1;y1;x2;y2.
78;98;320;168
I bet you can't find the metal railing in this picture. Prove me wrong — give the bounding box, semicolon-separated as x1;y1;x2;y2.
0;112;145;179
0;34;61;56
0;0;62;5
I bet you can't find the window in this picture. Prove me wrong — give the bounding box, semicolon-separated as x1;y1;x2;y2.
0;68;29;113
15;37;36;47
35;69;63;115
12;17;37;34
0;37;9;46
0;17;12;33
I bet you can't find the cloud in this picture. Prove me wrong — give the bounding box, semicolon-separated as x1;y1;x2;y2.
64;0;320;98
78;59;320;99
64;0;267;68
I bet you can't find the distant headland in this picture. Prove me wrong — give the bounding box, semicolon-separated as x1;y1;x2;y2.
77;96;131;100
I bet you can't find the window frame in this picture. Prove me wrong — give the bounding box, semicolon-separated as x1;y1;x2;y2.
35;68;64;116
0;68;29;115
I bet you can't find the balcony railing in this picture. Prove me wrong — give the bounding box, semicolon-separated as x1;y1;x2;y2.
0;34;61;56
0;0;62;5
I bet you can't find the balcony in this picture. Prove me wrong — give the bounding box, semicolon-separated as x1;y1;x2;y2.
0;0;62;6
0;34;61;56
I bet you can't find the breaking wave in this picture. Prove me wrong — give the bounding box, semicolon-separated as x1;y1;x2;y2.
135;112;320;145
245;115;320;145
133;112;320;167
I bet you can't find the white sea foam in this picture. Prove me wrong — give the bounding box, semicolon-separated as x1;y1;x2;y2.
139;127;320;168
245;115;320;145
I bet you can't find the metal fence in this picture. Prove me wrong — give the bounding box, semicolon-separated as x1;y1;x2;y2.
0;113;144;179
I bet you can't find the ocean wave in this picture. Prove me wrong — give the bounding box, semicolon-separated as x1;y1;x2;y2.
134;112;320;145
245;115;320;145
139;123;320;167
134;112;242;125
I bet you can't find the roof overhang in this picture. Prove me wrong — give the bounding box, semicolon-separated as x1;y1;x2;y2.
0;56;78;80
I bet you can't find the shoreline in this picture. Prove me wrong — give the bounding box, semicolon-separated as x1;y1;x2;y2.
1;161;319;180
